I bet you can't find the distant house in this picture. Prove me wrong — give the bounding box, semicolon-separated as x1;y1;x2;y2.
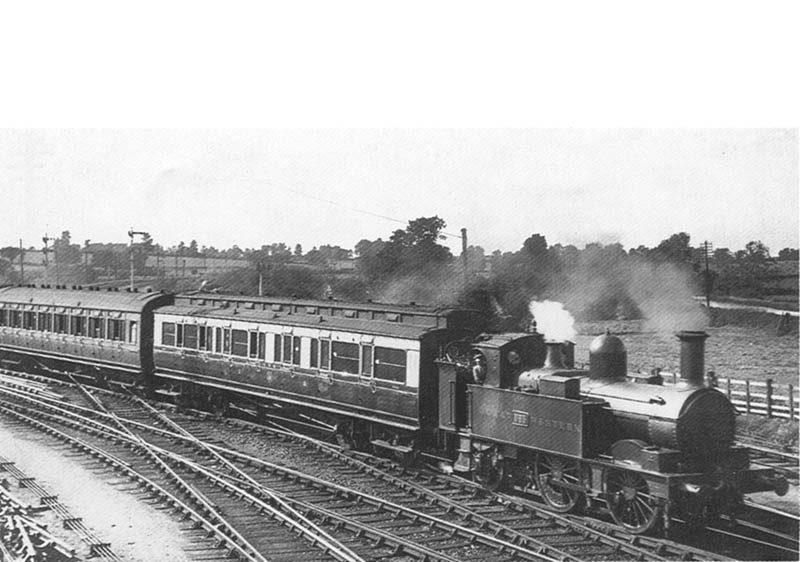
145;255;250;277
83;243;129;264
330;258;357;271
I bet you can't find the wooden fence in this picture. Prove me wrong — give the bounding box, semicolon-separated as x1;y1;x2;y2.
661;372;798;420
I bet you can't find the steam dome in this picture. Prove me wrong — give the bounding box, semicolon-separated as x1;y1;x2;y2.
589;332;627;380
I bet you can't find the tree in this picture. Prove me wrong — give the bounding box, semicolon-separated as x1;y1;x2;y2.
356;217;453;283
392;216;452;272
133;233;155;273
306;245;353;267
653;232;692;263
0;247;21;262
777;248;799;261
743;240;770;262
713;248;734;264
53;230;81;265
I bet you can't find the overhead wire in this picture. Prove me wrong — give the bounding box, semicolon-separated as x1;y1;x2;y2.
257;180;465;240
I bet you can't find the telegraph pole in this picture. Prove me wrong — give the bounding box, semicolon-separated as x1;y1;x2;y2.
18;239;24;283
703;241;713;309
461;228;468;287
42;235;56;285
128;229;149;290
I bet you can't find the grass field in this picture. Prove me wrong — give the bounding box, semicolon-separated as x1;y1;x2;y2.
573;317;798;386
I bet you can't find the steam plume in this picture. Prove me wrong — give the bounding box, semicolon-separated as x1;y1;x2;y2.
528;300;577;341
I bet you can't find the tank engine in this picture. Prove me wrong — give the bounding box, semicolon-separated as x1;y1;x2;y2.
437;329;788;534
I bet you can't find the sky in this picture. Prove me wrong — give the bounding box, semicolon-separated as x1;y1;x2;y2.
0;129;796;256
0;3;797;258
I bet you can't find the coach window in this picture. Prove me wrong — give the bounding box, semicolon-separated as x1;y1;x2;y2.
273;334;282;362
176;324;184;347
37;312;52;333
162;322;176;346
54;313;67;333
280;335;292;364
215;327;222;353
129;321;138;344
361;345;373;377
257;333;266;359
249;331;258;358
108;319;126;341
223;328;231;354
231;329;248;357
10;310;21;328
199;326;210;351
309;338;319;368
291;336;301;365
331;341;359;374
70;314;86;336
89;316;104;339
183;324;198;349
23;311;35;330
320;339;330;370
0;309;6;326
374;347;407;383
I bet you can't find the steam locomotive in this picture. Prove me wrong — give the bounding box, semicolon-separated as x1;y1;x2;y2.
0;285;788;534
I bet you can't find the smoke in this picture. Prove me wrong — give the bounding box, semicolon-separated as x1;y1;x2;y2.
627;261;709;332
372;263;466;306
528;300;577;341
551;247;709;333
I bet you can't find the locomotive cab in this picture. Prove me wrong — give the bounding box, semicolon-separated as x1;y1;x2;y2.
471;332;546;388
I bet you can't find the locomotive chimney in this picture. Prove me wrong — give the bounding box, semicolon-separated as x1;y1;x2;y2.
562;341;575;368
676;330;709;386
543;341;565;370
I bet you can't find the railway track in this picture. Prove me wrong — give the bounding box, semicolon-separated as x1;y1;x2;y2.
675;500;800;562
0;373;718;562
0;371;793;561
0;386;370;562
0;378;663;562
742;442;799;484
0;457;85;562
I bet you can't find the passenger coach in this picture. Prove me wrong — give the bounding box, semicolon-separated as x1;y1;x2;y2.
152;293;483;452
0;285;172;384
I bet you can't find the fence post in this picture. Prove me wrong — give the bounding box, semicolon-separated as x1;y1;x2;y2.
789;384;795;421
726;378;731;400
765;378;773;418
745;380;751;414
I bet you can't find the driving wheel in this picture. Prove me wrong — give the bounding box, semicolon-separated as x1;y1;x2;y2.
605;469;662;533
534;453;585;512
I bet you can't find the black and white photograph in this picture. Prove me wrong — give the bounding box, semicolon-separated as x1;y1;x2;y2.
0;4;797;562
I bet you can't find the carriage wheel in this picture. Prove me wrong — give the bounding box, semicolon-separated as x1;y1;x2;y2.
605;470;662;533
473;447;505;491
534;453;584;512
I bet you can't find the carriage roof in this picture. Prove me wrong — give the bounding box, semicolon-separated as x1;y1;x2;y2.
156;292;482;339
0;286;169;313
